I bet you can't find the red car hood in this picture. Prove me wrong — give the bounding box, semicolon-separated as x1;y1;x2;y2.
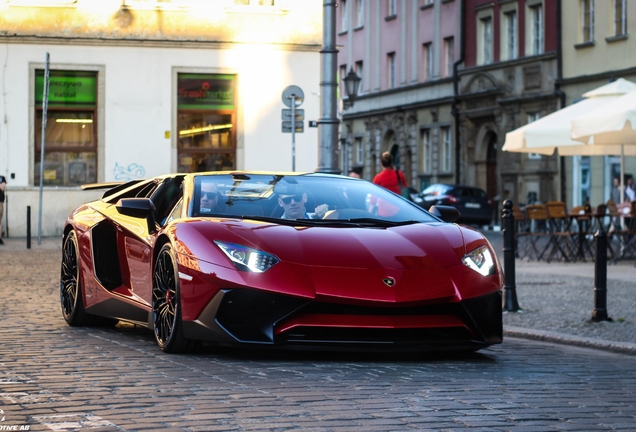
226;220;466;269
172;219;493;304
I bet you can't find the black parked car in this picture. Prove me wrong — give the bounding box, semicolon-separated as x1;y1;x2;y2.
417;184;493;226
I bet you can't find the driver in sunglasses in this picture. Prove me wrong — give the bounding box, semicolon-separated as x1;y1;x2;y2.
276;183;328;219
200;182;222;214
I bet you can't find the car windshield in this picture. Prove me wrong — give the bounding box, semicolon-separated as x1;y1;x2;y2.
190;174;438;224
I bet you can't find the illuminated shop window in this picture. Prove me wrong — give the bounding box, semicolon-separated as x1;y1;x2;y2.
34;70;97;186
177;74;237;173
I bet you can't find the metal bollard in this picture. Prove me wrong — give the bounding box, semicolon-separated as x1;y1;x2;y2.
502;200;521;312
26;205;31;249
592;229;611;322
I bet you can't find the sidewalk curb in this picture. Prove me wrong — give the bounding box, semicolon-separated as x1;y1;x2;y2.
505;326;636;356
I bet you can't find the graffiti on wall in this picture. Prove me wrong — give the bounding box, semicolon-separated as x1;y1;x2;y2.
113;163;146;181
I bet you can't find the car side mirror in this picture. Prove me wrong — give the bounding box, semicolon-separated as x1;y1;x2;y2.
428;205;460;223
116;198;157;233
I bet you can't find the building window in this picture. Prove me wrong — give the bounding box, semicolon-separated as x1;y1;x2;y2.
614;0;627;36
503;10;518;60
581;0;594;43
355;137;363;165
388;0;397;17
356;0;364;27
444;37;454;78
34;70;97;186
527;113;542;159
341;0;348;31
441;127;452;173
527;112;540;123
423;42;433;81
355;61;363;95
479;16;493;65
177;74;236;172
388;52;396;89
529;4;543;54
421;129;431;173
340;65;348;98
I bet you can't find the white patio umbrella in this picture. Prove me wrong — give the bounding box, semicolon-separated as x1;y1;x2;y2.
503;78;636;155
572;88;636;145
571;87;636;201
503;78;636;205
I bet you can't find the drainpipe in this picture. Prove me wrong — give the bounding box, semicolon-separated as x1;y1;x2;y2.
452;0;465;185
554;0;566;202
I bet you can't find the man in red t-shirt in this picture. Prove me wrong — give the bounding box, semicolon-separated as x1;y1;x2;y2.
371;152;407;216
373;152;406;194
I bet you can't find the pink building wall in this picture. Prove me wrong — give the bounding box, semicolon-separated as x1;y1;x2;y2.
337;0;460;94
464;0;557;68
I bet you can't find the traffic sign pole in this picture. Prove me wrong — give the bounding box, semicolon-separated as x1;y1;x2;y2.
291;95;296;171
282;85;304;172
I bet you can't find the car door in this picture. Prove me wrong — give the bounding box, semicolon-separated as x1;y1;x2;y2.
122;177;184;306
93;180;160;307
95;177;183;308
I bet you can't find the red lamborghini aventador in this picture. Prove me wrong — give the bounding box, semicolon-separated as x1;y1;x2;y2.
60;172;503;353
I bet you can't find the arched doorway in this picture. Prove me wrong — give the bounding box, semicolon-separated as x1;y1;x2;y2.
370;153;377;179
390;143;400;170
383;130;399;164
486;131;498;199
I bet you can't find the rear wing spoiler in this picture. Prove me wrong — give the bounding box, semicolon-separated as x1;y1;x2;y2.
81;182;125;191
81;180;144;200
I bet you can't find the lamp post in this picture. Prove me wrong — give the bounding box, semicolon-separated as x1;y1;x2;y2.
316;1;363;174
316;1;340;174
340;68;362;176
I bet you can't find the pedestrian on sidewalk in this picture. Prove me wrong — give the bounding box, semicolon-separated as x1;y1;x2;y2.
370;152;407;217
348;166;363;179
372;152;406;195
625;175;636;202
0;174;6;245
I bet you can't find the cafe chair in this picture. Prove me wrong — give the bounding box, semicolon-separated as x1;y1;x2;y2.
592;204;610;233
569;205;595;261
607;199;636;263
607;199;628;261
545;201;576;262
512;205;530;259
523;204;551;261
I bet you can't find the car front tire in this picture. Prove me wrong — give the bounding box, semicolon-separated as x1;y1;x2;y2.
60;230;92;326
152;243;196;353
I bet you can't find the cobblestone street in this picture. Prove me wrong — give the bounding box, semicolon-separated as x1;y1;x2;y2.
1;245;636;431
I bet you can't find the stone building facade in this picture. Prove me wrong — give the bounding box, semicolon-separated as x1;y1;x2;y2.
336;0;460;192
459;0;559;210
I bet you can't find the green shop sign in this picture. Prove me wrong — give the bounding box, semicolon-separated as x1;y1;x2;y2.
178;74;235;110
35;71;97;107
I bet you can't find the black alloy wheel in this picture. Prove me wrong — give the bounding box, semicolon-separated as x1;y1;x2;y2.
152;243;195;353
60;230;91;326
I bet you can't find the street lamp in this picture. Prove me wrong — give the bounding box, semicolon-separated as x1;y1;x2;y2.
342;68;361;110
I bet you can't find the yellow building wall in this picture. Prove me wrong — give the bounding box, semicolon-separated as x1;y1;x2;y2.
562;0;636;79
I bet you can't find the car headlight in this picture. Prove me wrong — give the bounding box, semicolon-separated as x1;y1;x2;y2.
214;241;280;273
462;245;495;276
